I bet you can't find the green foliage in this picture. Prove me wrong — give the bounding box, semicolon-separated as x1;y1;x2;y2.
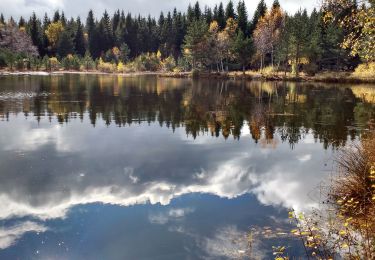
57;30;75;58
236;1;248;36
81;51;96;70
0;0;372;75
183;19;209;69
232;30;254;71
97;58;116;73
0;48;13;67
161;56;176;71
74;17;86;56
131;52;161;71
61;54;80;70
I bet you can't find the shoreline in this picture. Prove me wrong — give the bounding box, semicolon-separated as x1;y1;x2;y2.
0;70;374;84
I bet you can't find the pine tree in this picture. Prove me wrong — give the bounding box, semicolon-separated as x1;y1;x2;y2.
194;2;201;20
18;17;26;27
0;14;4;24
233;30;254;72
112;10;120;33
289;9;309;76
217;2;226;29
53;11;60;23
250;0;267;33
187;4;195;25
204;7;213;24
57;30;74;57
86;10;99;57
61;11;67;26
213;5;218;22
98;10;114;53
74;17;86;56
225;0;235;20
41;13;50;56
183;19;209;68
236;0;248;36
272;0;280;9
28;12;42;55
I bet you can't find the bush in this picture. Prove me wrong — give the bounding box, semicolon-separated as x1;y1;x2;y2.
117;62;125;73
97;58;116;73
304;63;319;76
177;56;191;72
260;66;276;76
353;62;375;78
161;56;176;72
132;53;161;71
81;52;96;71
61;54;80;70
49;57;60;70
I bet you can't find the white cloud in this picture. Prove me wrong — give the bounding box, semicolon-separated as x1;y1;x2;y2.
297;154;312;162
0;221;47;250
149;207;195;224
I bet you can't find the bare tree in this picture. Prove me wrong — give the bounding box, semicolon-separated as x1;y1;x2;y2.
0;22;38;56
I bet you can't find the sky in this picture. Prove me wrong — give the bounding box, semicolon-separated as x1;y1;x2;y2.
0;0;319;20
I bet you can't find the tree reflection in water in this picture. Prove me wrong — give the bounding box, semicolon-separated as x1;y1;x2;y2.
1;75;374;149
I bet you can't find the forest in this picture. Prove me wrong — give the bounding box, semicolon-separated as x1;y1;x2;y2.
0;0;374;77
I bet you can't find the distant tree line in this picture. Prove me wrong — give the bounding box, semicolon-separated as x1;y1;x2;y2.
0;0;373;74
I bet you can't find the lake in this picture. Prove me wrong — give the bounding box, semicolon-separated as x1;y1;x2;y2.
0;74;374;259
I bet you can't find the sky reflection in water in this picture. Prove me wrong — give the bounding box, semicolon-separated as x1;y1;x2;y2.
0;75;374;259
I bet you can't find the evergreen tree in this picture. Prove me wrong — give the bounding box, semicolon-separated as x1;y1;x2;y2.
74;17;86;56
213;5;218;22
0;14;4;24
86;10;99;57
272;0;280;9
53;11;60;23
61;11;67;26
187;4;195;25
18;17;26;27
225;0;235;20
233;30;254;71
98;10;114;53
172;9;185;58
236;0;248;36
42;13;50;56
204;7;213;24
112;10;120;33
250;0;267;33
28;12;42;55
217;2;226;29
57;30;74;57
289;9;309;76
183;19;209;68
194;2;202;20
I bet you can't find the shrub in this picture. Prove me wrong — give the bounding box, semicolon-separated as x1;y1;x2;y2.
161;56;176;72
49;57;60;71
117;62;125;73
132;53;161;71
97;58;116;73
81;51;95;71
304;63;319;76
353;62;375;78
177;56;191;72
260;66;276;76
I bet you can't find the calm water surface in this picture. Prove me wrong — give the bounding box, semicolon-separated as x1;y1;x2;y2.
0;75;374;259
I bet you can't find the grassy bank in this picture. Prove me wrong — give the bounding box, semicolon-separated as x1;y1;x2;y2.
160;70;375;84
1;69;374;84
